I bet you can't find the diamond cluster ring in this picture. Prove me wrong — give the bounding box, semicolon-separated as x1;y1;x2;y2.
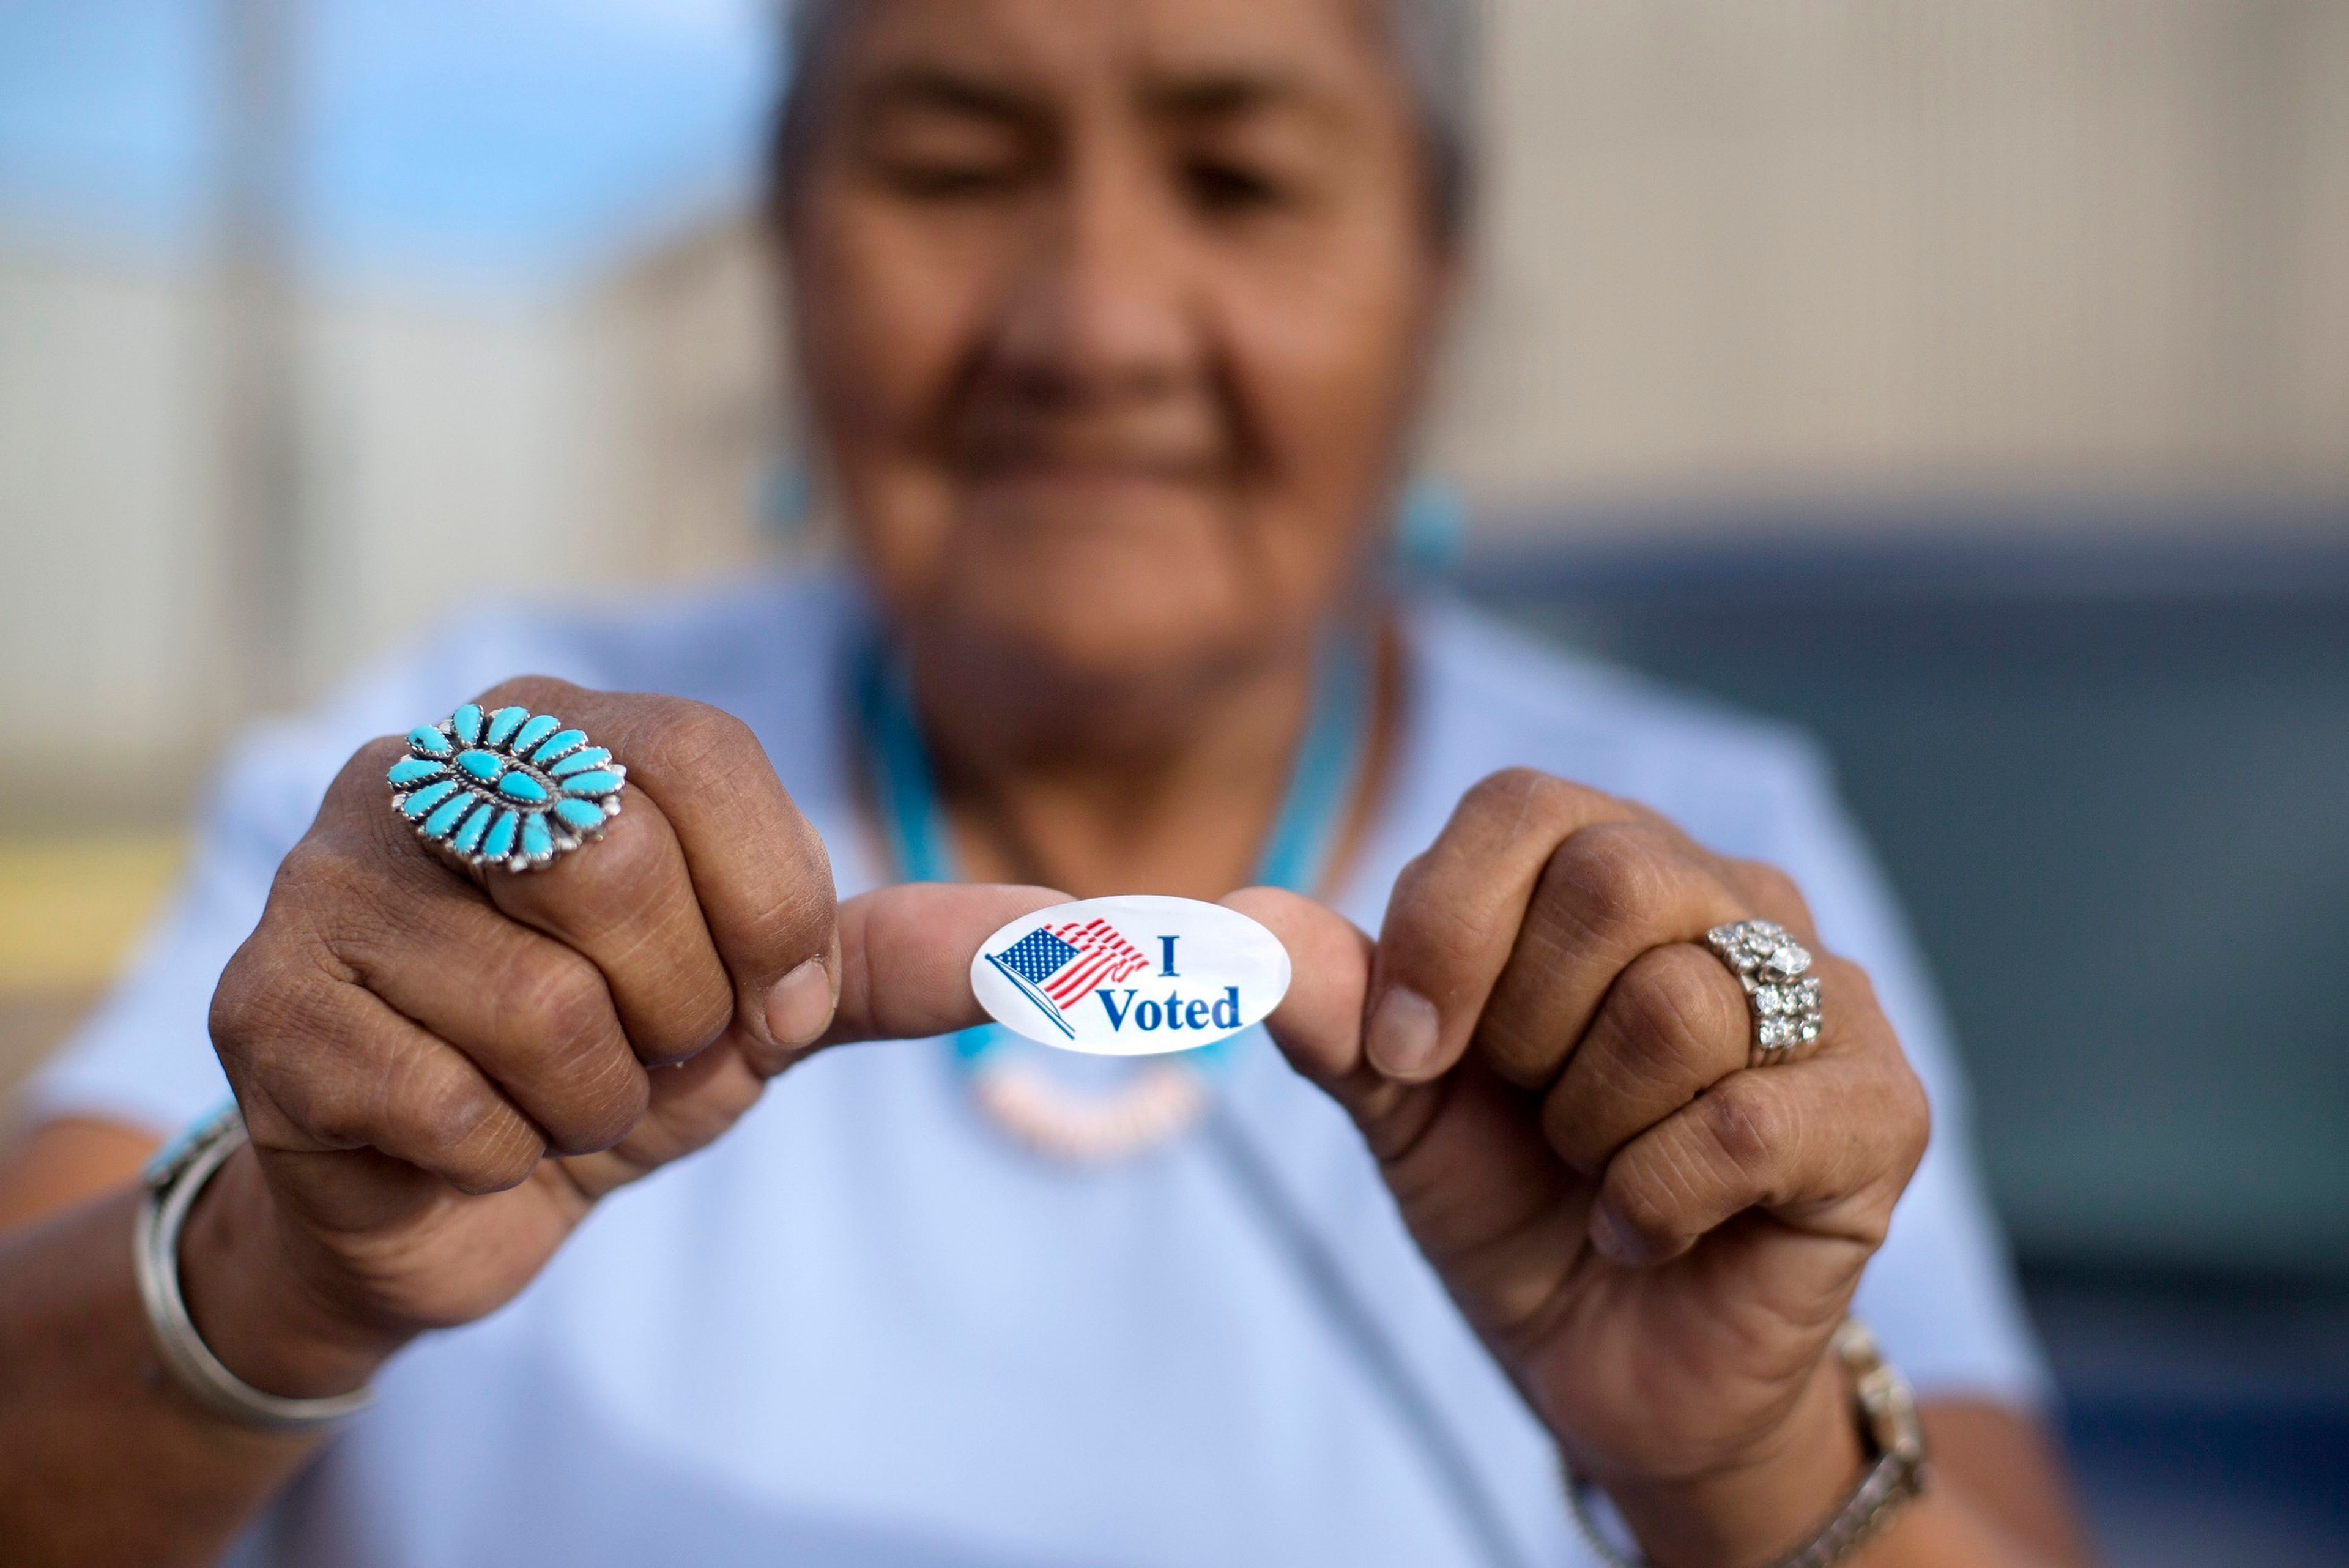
387;702;625;872
1704;918;1824;1067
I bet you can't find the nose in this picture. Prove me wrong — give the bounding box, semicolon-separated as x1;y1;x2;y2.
990;146;1201;407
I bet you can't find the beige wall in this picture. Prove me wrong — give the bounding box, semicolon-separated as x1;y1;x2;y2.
596;220;795;583
0;254;658;826
1;258;226;819
1437;0;2349;519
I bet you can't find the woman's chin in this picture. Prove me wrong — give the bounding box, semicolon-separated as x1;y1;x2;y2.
926;518;1289;680
916;555;1278;703
969;570;1244;675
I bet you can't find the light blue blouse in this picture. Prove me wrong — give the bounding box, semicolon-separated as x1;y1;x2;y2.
24;573;2047;1568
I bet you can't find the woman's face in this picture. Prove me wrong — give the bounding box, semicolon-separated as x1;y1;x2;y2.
784;0;1450;697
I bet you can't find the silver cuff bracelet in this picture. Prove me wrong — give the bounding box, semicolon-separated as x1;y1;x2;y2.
133;1101;376;1432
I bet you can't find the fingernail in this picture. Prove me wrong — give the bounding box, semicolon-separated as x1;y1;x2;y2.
1365;987;1441;1079
764;958;835;1049
1589;1202;1648;1266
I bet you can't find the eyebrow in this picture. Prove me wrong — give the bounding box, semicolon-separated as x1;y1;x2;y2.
853;66;1041;125
852;62;1338;130
1141;69;1327;122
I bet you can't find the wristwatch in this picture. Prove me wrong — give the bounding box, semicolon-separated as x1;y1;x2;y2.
1564;1319;1929;1568
133;1099;376;1431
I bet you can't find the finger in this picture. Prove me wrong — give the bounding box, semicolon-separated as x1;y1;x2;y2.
1238;886;1592;1318
1477;820;1750;1089
817;882;1069;1049
1537;942;1749;1176
560;881;1047;1191
1718;856;1822;946
475;680;839;1066
481;778;736;1069
333;880;650;1158
1364;769;1648;1085
1226;887;1373;1086
561;1031;770;1200
347;717;729;1069
1588;1035;1929;1269
220;977;546;1202
1231;886;1479;1171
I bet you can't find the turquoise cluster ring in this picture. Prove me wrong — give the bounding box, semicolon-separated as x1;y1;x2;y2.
387;703;626;872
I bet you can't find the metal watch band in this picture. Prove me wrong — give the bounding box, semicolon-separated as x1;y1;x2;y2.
1564;1319;1928;1568
133;1101;376;1432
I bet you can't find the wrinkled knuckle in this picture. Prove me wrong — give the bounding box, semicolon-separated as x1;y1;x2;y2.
224;995;384;1147
1731;858;1811;924
579;808;674;891
272;838;385;924
289;1070;371;1148
446;1129;544;1197
1383;853;1494;978
1702;1076;1787;1181
507;957;614;1058
1611;949;1735;1078
271;836;337;893
207;983;273;1073
404;1061;497;1152
209;943;336;1069
1602;1169;1683;1252
664;978;737;1062
1504;768;1602;836
748;880;836;968
547;1057;650;1156
601;959;731;1069
476;674;582;715
1464;766;1550;817
1384;852;1443;926
410;1074;540;1194
652;699;758;774
281;823;434;937
207;948;270;1053
1549;823;1669;937
333;735;410;796
229;1080;302;1151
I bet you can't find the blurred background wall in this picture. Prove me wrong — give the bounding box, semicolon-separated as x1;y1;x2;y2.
4;2;2345;1562
7;1;2344;831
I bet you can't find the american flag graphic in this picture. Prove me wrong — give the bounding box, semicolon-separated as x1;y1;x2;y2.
984;919;1150;1038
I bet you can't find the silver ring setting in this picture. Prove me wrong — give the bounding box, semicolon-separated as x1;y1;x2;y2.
388;702;625;872
1705;918;1824;1066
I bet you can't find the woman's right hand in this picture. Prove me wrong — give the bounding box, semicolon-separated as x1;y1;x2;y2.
190;677;1052;1401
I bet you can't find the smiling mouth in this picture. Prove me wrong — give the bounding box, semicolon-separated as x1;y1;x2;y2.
948;404;1238;488
969;457;1219;491
956;432;1229;483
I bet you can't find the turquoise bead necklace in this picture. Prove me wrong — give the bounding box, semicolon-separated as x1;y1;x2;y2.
856;629;1373;1159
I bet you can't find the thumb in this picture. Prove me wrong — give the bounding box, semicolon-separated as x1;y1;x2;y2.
818;882;1070;1047
1222;887;1373;1088
1230;886;1460;1162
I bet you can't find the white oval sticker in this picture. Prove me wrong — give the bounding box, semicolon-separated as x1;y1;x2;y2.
969;894;1292;1056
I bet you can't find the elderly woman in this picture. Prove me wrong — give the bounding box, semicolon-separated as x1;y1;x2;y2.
0;2;2091;1564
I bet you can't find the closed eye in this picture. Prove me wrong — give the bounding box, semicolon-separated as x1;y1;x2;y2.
882;157;1027;199
1183;157;1288;216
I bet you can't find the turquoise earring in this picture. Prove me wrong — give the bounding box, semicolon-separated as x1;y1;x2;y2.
761;458;814;547
1393;472;1466;576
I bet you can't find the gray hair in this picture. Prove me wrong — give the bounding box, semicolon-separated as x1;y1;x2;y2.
772;0;1482;242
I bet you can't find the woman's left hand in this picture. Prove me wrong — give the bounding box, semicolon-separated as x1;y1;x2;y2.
1234;768;1931;1567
